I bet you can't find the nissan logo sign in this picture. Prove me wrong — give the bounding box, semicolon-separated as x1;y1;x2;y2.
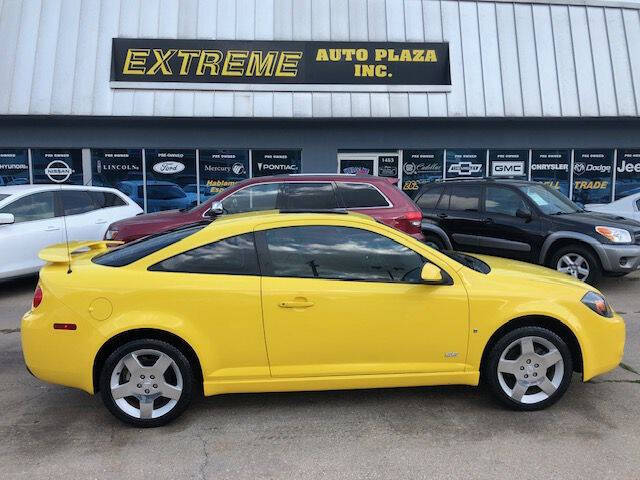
153;161;185;174
45;160;73;183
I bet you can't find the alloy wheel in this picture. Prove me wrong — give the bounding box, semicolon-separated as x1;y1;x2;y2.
496;336;564;405
556;253;590;281
109;349;183;419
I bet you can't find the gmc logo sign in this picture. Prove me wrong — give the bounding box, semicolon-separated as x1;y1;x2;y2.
492;161;525;176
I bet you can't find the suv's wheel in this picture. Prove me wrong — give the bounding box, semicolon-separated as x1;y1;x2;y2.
549;244;601;285
424;234;445;251
484;326;573;411
99;339;194;427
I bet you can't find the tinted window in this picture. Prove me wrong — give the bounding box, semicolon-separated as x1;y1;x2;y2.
149;233;259;275
89;191;127;208
61;190;96;215
0;191;56;223
485;186;528;217
337;182;390;208
264;226;426;283
222;183;281;214
416;185;444;210
449;185;481;212
636;199;640;210
93;225;205;267
436;188;451;209
147;184;186;200
286;182;338;209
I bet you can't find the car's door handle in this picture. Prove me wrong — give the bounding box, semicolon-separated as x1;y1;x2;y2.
45;226;60;232
279;300;315;309
95;219;107;224
437;213;448;219
482;218;494;224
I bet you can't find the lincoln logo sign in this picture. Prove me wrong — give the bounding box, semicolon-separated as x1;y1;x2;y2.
111;38;451;92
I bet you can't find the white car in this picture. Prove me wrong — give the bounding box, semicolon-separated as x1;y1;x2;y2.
0;185;142;280
586;192;640;223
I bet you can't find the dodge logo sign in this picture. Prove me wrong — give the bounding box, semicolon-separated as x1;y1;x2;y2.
153;161;185;174
45;160;73;183
573;162;586;175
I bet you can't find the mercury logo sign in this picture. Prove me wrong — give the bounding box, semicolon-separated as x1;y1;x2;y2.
45;160;73;183
448;161;482;176
491;161;524;176
232;162;246;175
153;161;185;174
257;163;297;171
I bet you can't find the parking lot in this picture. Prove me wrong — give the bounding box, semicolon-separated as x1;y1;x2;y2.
1;273;639;480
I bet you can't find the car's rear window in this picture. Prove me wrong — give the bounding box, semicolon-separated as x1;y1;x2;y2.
93;225;205;267
337;182;390;208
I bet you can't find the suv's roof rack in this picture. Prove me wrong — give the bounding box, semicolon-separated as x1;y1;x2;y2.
435;176;494;182
278;208;349;214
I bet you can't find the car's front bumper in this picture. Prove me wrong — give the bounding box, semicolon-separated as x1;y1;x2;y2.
599;243;640;273
582;312;626;381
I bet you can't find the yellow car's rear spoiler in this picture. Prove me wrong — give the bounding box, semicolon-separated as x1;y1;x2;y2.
39;241;123;263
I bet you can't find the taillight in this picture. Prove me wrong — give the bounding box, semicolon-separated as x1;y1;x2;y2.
33;286;43;309
405;210;422;226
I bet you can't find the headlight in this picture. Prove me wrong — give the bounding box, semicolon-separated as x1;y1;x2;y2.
104;228;118;240
581;291;613;317
595;226;632;243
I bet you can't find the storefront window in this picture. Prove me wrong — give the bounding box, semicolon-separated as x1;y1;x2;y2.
91;149;143;208
572;149;614;204
0;149;29;186
488;149;528;179
530;150;571;197
401;150;444;198
31;148;83;185
615;149;640;200
144;149;197;212
251;150;301;177
199;149;249;202
445;149;486;179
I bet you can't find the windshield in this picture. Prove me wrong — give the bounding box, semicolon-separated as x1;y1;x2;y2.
441;251;491;274
518;184;581;215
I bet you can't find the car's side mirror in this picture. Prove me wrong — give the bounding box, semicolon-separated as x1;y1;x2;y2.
420;263;450;285
204;201;224;218
0;213;15;225
515;208;532;221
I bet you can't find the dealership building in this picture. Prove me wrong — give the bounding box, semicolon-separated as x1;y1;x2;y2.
1;0;639;211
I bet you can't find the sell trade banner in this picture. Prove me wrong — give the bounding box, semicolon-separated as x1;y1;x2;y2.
530;150;571;197
111;39;451;92
199;149;250;199
0;149;29;186
401;150;444;198
572;149;614;204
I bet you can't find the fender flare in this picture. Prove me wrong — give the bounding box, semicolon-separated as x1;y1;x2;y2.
539;232;610;270
420;221;453;250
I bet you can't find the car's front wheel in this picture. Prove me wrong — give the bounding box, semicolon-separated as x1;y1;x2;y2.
484;326;573;410
549;244;601;284
99;339;194;427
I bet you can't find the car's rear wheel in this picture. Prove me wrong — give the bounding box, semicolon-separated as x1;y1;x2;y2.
484;326;573;410
549;244;601;285
99;339;193;427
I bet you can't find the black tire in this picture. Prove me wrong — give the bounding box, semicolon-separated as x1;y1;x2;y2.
99;339;194;427
424;234;446;251
483;326;573;411
548;244;602;285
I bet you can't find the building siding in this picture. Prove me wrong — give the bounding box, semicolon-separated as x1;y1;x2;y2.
0;0;638;118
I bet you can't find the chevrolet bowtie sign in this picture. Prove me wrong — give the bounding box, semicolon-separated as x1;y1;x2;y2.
110;38;451;92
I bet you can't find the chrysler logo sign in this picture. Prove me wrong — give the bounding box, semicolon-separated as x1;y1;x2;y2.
45;160;73;183
153;161;185;174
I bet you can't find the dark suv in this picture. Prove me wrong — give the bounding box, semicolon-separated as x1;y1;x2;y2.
415;178;640;284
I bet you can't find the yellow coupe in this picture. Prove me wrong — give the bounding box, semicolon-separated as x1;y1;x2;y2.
22;211;625;427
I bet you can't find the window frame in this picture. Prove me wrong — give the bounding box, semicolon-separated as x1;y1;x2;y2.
0;190;60;223
447;183;482;213
414;184;445;210
58;189;99;216
254;225;439;285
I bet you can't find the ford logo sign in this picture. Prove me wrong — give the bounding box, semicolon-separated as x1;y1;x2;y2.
153;161;185;174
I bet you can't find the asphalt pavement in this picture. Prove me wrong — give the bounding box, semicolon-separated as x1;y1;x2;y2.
1;272;639;479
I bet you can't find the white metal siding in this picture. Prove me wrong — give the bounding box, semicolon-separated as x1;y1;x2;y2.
0;0;638;118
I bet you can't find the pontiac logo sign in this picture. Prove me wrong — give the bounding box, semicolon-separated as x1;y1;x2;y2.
153;161;185;174
45;160;73;183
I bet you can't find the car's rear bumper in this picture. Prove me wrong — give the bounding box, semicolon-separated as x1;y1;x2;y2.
599;244;640;273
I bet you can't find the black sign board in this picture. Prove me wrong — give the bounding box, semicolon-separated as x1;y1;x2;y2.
378;155;399;178
530;150;571;197
199;149;250;200
445;149;486;179
401;150;444;198
339;159;374;175
615;149;640;200
489;149;528;179
252;150;301;177
31;149;83;185
0;149;29;186
145;149;197;212
91;149;144;207
111;38;451;89
572;149;614;204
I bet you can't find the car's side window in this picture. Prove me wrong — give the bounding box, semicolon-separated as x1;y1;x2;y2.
449;185;481;212
485;186;530;217
89;191;127;209
262;226;426;283
337;182;390;208
222;183;281;214
60;190;97;216
636;199;640;211
286;182;339;209
436;187;451;210
149;233;259;275
416;185;444;210
0;191;56;223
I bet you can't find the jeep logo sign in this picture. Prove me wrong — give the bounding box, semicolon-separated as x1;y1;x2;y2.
153;161;185;174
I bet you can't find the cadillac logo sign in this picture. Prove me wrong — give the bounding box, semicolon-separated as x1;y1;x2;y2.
45;160;73;183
